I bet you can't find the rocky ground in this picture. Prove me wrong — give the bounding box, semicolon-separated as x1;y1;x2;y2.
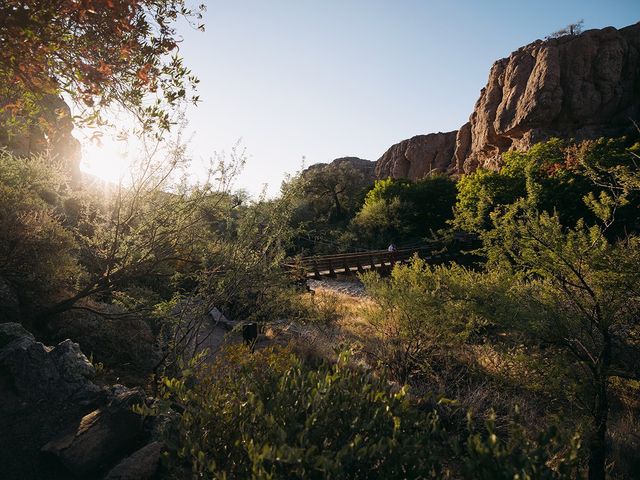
0;323;162;480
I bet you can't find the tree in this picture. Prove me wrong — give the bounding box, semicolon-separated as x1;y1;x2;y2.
0;150;83;322
0;0;204;134
452;138;640;237
283;158;374;254
483;201;640;480
33;134;242;328
546;20;584;39
352;176;457;248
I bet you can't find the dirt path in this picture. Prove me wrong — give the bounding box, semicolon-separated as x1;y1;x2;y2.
307;278;367;297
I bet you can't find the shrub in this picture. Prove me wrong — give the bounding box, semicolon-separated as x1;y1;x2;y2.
149;345;448;479
0;151;83;319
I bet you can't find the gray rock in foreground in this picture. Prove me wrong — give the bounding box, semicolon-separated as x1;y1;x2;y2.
0;322;100;401
105;441;164;480
42;388;147;476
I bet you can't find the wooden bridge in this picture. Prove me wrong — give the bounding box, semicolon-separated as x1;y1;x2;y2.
284;245;449;279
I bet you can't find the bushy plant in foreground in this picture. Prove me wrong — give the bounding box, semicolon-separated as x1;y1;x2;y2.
140;345;580;479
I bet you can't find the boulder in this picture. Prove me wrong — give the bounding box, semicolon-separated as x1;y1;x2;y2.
0;323;99;401
42;388;146;476
0;322;34;349
104;441;164;480
375;131;458;180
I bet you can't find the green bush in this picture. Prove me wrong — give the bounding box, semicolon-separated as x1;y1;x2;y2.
143;345;581;480
452;138;640;236
150;345;448;479
352;175;457;248
0;151;83;319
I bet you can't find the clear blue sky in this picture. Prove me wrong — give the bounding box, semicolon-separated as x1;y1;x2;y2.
176;0;639;196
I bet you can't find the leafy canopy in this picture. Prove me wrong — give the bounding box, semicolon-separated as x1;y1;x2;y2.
0;0;204;133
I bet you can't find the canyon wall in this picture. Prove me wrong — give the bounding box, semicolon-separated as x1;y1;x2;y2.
376;22;640;179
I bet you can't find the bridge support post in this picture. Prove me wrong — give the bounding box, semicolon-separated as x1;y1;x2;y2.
342;259;350;275
328;259;336;277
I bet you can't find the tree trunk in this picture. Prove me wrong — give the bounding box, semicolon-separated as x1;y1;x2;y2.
588;377;608;480
33;280;104;330
332;191;343;220
588;334;612;480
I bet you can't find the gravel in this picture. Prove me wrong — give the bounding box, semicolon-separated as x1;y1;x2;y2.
307;278;367;297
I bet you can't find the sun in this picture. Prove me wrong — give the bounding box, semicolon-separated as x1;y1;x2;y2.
80;137;132;184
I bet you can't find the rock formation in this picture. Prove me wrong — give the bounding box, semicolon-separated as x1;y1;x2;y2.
375;132;457;180
0;322;99;402
457;22;640;172
376;22;640;179
0;323;160;479
42;387;146;476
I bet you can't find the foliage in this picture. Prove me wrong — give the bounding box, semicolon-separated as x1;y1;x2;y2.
352;175;457;248
0;0;204;134
35;136;231;325
147;346;446;479
141;345;580;480
283;159;374;254
452;138;640;236
361;258;505;384
195;179;304;324
482;199;640;479
463;410;581;480
546;20;584;39
0;150;83;319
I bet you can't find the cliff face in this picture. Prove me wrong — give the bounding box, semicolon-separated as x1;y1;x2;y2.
458;23;640;172
0;95;81;183
376;22;640;179
375;131;457;180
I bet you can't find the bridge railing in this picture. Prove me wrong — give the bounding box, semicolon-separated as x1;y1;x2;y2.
284;246;438;278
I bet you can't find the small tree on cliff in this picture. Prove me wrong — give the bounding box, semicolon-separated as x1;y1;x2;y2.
546;20;584;39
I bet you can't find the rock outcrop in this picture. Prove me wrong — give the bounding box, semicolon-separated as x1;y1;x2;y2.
375;131;457;180
0;323;157;479
0;277;20;323
375;22;640;179
0;322;100;402
42;387;146;476
457;23;640;172
104;441;164;480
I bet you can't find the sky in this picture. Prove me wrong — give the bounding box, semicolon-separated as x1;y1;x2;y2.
81;0;639;196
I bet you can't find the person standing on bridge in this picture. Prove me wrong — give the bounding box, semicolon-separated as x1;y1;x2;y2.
388;242;397;267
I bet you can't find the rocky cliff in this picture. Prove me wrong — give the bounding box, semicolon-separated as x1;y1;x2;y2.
376;22;640;179
375;131;458;179
458;22;640;172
